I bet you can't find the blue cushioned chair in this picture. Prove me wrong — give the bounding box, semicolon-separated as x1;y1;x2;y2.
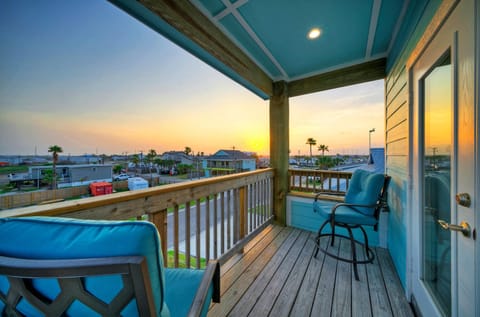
313;169;390;280
0;217;220;317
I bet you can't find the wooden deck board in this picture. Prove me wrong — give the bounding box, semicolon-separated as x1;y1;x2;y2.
311;236;340;316
269;232;315;317
208;225;413;317
366;249;394;316
227;229;301;316
332;239;353;316
289;234;327;316
352;243;373;317
376;248;414;317
248;230;309;316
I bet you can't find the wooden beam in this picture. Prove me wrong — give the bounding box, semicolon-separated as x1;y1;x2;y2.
131;0;273;97
287;58;386;97
269;81;289;226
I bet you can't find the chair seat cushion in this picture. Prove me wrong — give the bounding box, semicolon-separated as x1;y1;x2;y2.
314;203;377;226
0;217;169;317
165;268;213;317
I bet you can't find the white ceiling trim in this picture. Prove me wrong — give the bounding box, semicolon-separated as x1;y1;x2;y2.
218;0;289;79
214;0;248;21
190;0;276;79
366;0;382;58
387;0;410;54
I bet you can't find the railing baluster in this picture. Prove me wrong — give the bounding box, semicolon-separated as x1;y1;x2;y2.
205;195;210;263
221;191;225;254
174;204;179;268
149;210;168;267
227;190;231;250
196;198;201;269
233;189;238;244
263;178;267;222
248;184;253;233
185;202;191;269
213;193;218;259
239;186;247;240
253;182;258;229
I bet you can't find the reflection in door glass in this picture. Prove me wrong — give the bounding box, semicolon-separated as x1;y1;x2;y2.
422;54;451;316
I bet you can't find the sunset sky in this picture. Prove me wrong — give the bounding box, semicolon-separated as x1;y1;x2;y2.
0;1;384;157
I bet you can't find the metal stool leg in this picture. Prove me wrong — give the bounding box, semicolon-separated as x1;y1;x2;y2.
346;226;359;280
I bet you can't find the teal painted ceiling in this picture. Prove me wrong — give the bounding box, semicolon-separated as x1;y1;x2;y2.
191;0;407;81
110;0;427;98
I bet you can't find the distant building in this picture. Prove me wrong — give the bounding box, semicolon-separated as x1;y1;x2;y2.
62;155;102;165
160;151;194;165
0;156;23;166
29;164;113;188
366;148;385;174
204;149;256;177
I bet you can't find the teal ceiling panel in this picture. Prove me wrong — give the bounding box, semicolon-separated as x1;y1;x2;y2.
220;14;282;78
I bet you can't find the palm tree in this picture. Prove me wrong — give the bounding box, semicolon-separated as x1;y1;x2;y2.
48;145;63;189
184;146;192;156
146;149;157;186
132;154;140;175
305;138;316;166
318;144;329;156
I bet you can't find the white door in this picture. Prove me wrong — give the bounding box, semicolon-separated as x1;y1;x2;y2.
410;0;477;316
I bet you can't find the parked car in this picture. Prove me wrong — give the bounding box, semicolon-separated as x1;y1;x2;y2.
114;173;130;181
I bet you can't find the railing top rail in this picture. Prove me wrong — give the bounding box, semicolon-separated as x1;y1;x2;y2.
289;168;352;176
1;168;274;219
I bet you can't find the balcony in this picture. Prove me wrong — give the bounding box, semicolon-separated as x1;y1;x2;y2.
210;225;413;316
0;168;412;316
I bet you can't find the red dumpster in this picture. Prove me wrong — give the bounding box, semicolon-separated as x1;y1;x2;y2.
89;182;113;196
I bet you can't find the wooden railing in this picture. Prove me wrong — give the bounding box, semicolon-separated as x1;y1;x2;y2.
289;168;353;194
0;169;274;269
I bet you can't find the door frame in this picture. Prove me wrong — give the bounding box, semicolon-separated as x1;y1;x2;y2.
405;0;478;316
410;37;456;317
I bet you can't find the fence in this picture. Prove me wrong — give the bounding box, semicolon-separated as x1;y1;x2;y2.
1;169;274;269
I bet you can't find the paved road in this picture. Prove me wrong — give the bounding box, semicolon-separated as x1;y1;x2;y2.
164;191;267;258
165;195;234;258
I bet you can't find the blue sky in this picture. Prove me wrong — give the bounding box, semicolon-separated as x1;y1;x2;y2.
0;1;384;156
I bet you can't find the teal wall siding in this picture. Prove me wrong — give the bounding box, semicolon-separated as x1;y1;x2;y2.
387;0;443;72
288;198;379;246
384;0;442;290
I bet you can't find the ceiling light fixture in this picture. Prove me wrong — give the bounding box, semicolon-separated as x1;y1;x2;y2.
307;28;321;40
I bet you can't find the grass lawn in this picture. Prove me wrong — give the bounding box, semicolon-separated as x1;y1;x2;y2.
167;250;206;268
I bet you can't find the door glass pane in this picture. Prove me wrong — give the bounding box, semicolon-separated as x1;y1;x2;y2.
422;54;451;316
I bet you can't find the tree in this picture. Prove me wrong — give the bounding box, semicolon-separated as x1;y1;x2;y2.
131;154;140;175
318;144;329;156
184;146;192;156
305;138;316;166
113;164;123;174
146;149;157;186
48;145;63;189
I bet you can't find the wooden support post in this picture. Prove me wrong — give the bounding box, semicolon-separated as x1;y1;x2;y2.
149;210;168;267
239;186;247;240
269;81;289;226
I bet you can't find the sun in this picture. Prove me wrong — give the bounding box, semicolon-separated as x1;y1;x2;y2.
245;136;268;155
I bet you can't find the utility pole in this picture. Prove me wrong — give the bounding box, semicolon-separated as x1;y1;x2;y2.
368;128;375;164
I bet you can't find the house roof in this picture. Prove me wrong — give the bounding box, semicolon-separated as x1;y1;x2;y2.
207;149;253;160
109;0;436;99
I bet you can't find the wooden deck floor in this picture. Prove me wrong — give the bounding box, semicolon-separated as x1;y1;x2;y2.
208;225;414;317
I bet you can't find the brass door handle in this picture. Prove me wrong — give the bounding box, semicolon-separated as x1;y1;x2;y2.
438;219;471;237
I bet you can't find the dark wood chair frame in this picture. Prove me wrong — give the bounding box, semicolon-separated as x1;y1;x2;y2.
314;175;391;280
0;255;220;317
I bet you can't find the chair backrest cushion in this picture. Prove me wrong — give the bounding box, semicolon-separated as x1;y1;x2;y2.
0;217;170;317
344;169;385;216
